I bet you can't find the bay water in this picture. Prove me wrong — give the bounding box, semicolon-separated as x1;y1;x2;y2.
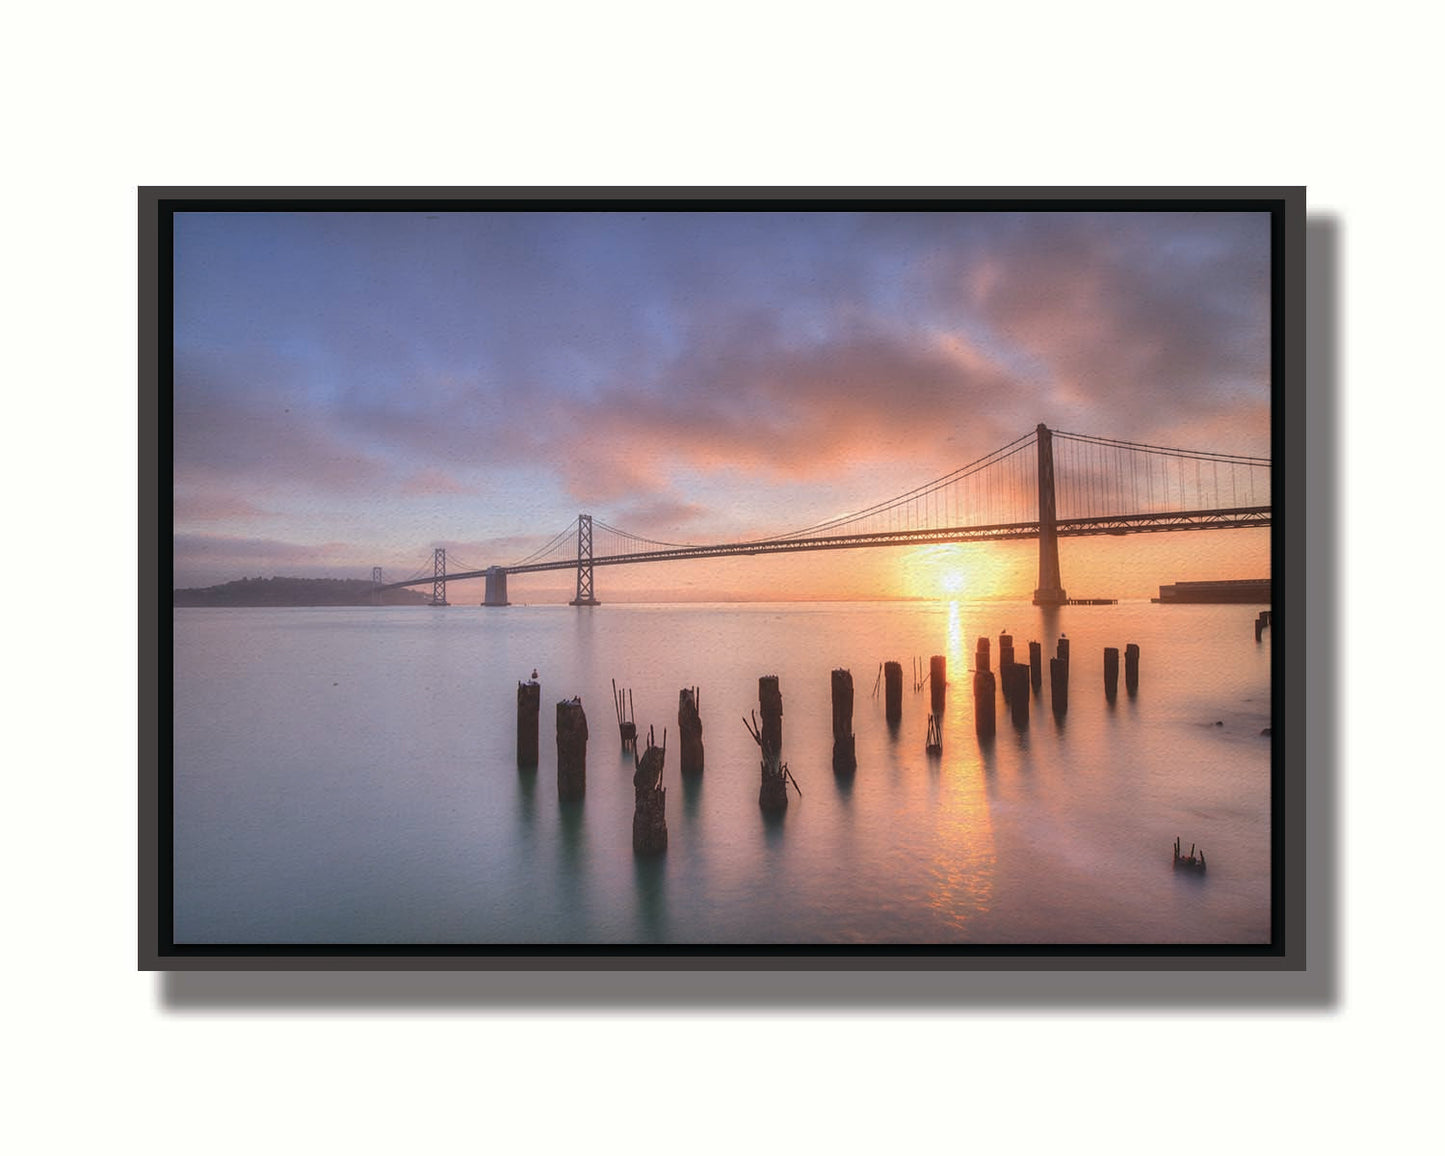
172;599;1271;945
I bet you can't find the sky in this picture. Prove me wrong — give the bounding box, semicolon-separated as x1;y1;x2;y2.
172;208;1271;601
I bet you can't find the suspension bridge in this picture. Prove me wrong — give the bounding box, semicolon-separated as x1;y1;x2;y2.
369;424;1271;607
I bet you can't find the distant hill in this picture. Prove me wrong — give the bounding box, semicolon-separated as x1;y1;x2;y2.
172;576;431;607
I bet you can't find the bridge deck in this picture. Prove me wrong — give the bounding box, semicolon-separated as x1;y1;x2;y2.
374;506;1269;592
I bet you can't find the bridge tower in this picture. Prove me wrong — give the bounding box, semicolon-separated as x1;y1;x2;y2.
1032;423;1069;606
570;514;600;606
371;566;383;606
430;548;449;606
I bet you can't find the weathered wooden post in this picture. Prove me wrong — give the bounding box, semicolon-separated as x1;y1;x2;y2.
745;680;793;814
998;633;1015;700
1056;635;1070;673
1125;643;1140;696
884;661;903;725
612;679;637;753
1050;657;1068;716
678;687;704;775
974;668;996;740
1028;641;1042;695
517;679;540;768
1008;663;1030;728
831;668;856;773
632;726;668;855
929;655;946;714
975;637;991;674
759;675;783;760
556;697;588;800
1104;647;1119;701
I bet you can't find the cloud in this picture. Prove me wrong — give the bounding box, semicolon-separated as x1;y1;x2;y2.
551;316;1023;506
927;212;1271;438
172;493;271;522
400;468;472;496
173;349;391;494
172;532;370;586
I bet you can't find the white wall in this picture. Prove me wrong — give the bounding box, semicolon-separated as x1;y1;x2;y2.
8;3;1434;1151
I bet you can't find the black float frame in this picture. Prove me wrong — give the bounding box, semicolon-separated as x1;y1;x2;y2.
141;187;1311;979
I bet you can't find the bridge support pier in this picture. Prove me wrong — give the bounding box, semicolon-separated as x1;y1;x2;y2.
483;567;510;606
1033;424;1069;606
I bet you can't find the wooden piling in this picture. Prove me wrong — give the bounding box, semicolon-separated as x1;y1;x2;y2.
999;634;1014;699
884;661;903;725
974;669;996;740
929;655;946;714
975;637;991;673
1104;647;1119;701
631;726;668;855
1008;663;1030;728
516;680;540;768
1050;657;1068;716
1056;635;1070;673
678;687;704;775
1028;641;1042;695
556;697;588;801
744;708;789;814
759;675;783;760
1125;643;1139;695
831;668;856;773
612;679;637;752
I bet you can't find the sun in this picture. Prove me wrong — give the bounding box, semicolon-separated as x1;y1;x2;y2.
899;544;979;599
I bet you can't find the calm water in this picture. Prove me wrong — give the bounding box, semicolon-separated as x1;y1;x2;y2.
172;600;1272;945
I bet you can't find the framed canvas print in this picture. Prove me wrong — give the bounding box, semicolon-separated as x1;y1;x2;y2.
142;187;1305;970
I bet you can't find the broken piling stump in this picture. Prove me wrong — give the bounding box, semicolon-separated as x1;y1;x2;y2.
1125;643;1140;696
517;679;540;768
884;661;903;725
974;668;996;740
1056;635;1070;674
1028;641;1042;695
556;697;588;801
831;668;856;773
929;655;946;714
1050;657;1068;716
612;679;637;752
1104;647;1119;701
758;676;789;811
975;636;990;673
1008;663;1030;728
744;702;792;813
1173;835;1206;874
678;686;704;775
631;726;668;855
999;634;1015;700
759;675;783;760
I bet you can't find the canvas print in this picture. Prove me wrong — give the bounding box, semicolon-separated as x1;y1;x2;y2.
166;195;1281;955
